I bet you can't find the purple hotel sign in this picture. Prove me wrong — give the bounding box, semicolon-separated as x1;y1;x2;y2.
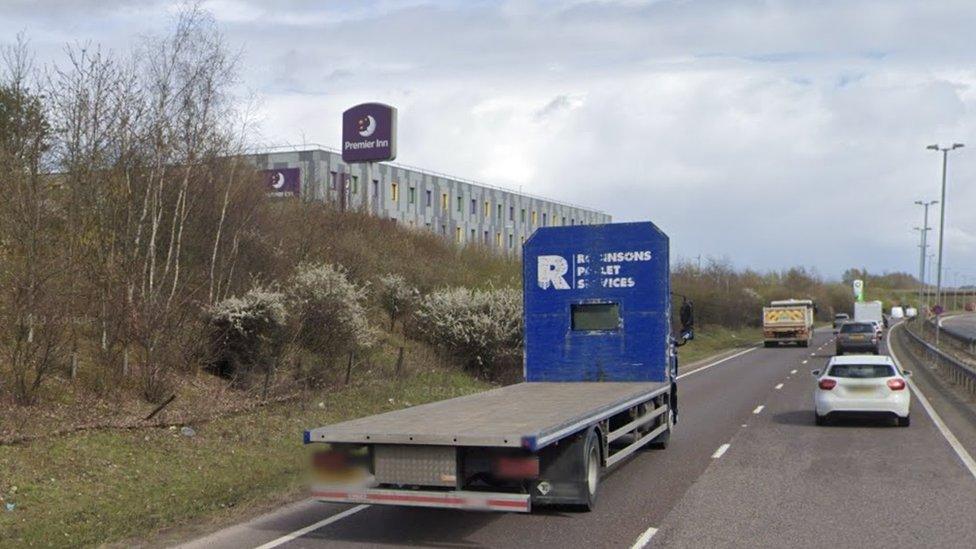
262;167;301;196
342;103;397;163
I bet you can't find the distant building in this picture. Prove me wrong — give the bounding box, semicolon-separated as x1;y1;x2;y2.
246;146;611;254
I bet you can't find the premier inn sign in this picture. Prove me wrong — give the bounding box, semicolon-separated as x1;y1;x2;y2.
342;103;397;163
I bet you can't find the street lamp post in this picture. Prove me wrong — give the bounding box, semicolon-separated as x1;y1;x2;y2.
927;143;965;344
914;200;937;310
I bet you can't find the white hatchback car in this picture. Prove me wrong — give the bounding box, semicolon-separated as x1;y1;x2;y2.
812;355;911;426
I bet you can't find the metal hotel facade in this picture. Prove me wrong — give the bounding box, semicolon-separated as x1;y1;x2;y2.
248;147;611;254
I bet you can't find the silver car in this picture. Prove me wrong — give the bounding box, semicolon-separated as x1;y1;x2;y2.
835;322;879;355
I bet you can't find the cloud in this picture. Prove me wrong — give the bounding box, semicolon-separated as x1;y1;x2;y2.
5;0;976;278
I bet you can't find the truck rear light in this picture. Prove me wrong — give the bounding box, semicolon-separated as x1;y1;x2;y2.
818;379;836;390
887;379;906;391
492;456;540;480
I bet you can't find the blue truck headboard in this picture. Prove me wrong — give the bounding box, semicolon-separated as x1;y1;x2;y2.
522;222;671;382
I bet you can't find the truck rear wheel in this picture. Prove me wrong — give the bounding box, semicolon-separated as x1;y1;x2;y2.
577;427;601;511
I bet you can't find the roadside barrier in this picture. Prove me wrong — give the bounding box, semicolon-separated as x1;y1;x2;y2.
900;321;976;397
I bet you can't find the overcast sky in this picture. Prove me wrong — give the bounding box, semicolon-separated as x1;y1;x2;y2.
4;0;976;281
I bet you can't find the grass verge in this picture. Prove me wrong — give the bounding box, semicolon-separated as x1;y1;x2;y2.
677;325;762;366
0;371;489;548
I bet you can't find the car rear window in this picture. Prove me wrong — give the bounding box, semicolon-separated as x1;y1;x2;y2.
828;364;895;378
840;323;873;333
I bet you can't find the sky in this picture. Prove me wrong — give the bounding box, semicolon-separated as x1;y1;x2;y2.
3;0;976;281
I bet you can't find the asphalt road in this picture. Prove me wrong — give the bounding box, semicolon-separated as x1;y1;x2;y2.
178;329;976;549
941;313;976;340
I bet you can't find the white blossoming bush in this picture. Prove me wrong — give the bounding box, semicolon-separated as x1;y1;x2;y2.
377;273;419;330
289;263;376;384
412;287;523;379
206;288;288;386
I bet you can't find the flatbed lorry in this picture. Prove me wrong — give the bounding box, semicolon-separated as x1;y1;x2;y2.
304;222;692;512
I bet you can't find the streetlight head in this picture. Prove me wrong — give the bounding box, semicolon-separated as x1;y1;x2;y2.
927;144;940;150
952;143;965;149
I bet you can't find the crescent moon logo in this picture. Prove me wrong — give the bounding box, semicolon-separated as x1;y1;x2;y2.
358;115;377;137
272;172;285;189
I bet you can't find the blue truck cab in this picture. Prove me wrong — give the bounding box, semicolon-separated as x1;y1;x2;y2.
524;221;674;383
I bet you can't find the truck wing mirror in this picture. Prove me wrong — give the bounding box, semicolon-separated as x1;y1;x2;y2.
680;299;694;333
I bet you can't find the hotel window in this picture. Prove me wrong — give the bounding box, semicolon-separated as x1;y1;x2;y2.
508;234;514;248
470;228;476;241
495;232;501;247
520;209;526;223
425;189;432;207
542;213;547;226
571;218;575;225
391;182;399;202
351;176;359;194
531;211;537;226
457;196;463;213
330;171;338;190
497;204;503;219
470;199;477;215
442;224;447;235
484;230;489;243
509;206;514;221
561;216;566;226
442;193;448;210
408;186;416;204
456;227;462;242
484;200;490;218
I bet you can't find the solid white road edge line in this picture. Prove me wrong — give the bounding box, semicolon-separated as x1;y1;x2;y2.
752;405;764;414
253;504;370;549
630;526;659;549
711;443;731;459
677;346;757;380
888;326;976;482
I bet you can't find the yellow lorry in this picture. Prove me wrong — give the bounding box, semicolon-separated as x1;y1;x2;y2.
762;299;815;347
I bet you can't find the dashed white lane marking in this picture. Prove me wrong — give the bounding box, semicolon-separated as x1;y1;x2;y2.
810;353;816;356
678;346;758;380
712;443;731;459
888;331;976;482
254;504;370;549
775;383;784;390
790;369;798;374
752;405;765;414
631;525;659;549
741;424;748;427
802;360;808;365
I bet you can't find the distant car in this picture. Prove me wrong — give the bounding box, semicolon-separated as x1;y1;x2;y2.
905;307;918;318
812;355;911;426
833;313;850;330
890;307;904;319
835;322;879;355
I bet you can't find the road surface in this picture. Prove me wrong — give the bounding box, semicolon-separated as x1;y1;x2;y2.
178;328;976;549
941;313;976;340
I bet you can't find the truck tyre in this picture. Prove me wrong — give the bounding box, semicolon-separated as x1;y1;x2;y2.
799;339;809;348
764;341;775;348
577;427;601;511
897;415;910;427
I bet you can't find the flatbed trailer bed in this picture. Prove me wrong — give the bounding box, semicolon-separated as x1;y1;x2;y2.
308;381;669;450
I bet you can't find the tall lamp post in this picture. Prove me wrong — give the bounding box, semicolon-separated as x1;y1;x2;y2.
927;143;965;343
914;200;937;310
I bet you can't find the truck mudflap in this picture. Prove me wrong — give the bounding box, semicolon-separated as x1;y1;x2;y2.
312;487;531;513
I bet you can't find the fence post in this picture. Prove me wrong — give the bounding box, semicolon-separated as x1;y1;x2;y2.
395;346;405;377
345;352;354;385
